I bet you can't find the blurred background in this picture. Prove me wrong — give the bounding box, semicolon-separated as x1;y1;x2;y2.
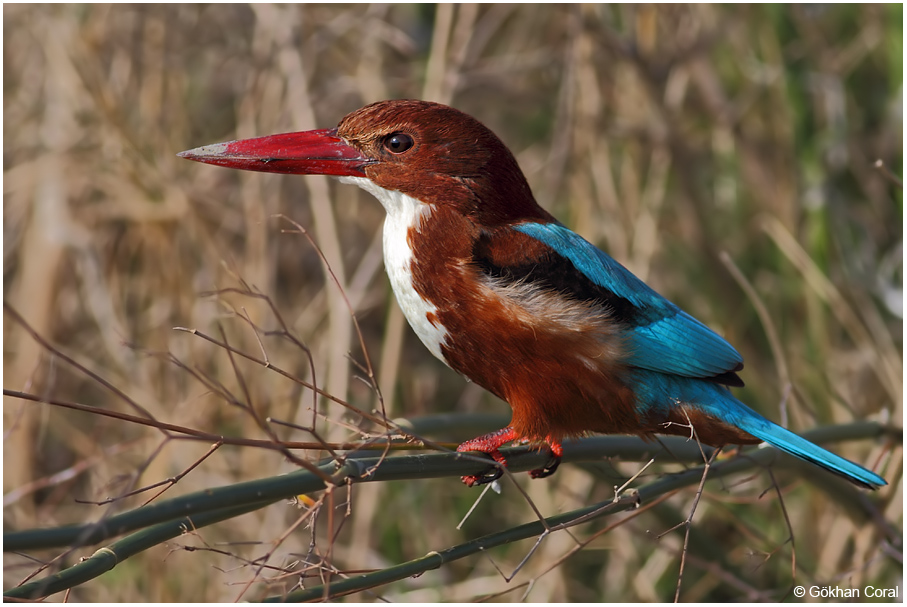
3;4;902;601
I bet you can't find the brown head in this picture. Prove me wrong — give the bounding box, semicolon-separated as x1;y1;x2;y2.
178;99;552;226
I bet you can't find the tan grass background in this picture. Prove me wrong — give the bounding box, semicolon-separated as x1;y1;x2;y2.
3;4;902;601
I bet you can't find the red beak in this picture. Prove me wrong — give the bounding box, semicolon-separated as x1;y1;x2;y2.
177;128;373;177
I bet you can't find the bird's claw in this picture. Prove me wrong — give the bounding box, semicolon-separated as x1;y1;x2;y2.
461;467;503;487
529;453;561;479
460;450;506;487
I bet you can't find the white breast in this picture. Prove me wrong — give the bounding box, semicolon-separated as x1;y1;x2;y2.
338;176;450;363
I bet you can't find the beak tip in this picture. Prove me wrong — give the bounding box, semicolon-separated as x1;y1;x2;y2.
177;142;232;161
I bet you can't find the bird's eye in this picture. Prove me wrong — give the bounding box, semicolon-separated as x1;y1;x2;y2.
383;133;414;154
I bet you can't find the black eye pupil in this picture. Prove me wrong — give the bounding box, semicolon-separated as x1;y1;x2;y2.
385;133;413;154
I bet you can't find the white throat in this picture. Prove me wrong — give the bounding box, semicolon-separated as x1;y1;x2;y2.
338;176;449;363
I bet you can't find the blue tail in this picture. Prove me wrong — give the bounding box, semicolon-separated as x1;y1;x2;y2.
699;393;887;490
635;371;887;489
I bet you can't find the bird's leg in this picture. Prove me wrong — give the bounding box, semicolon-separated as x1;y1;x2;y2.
457;429;565;486
457;427;517;487
529;439;563;479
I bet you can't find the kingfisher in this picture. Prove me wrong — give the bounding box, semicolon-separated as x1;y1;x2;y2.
179;99;886;489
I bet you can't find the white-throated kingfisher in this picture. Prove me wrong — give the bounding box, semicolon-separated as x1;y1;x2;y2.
180;99;886;489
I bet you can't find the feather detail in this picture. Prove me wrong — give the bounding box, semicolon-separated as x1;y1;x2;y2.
513;222;744;385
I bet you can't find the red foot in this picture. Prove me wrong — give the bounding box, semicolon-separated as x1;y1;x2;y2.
457;427;515;486
529;441;563;479
457;428;564;486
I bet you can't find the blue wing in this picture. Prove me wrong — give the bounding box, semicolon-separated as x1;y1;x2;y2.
513;222;743;382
